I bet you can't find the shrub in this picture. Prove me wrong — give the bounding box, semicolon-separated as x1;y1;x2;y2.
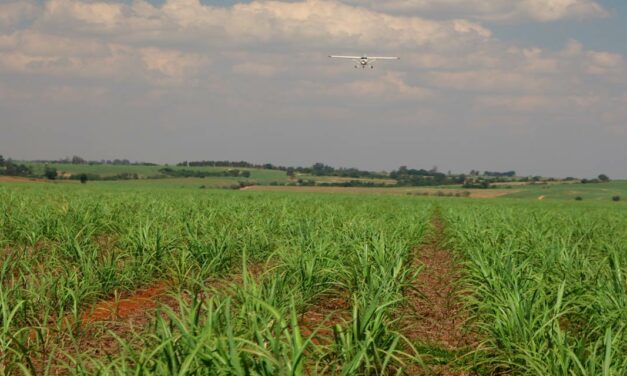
612;196;620;202
575;196;583;201
44;167;57;180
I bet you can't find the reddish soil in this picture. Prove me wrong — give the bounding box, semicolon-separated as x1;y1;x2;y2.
81;282;170;324
0;176;48;183
403;213;477;375
79;262;271;326
299;294;352;345
28;282;173;342
27;262;272;375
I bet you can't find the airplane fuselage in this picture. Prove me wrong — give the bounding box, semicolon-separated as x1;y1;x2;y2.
328;54;398;69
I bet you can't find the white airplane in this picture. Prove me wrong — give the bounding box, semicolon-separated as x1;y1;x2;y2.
329;55;400;69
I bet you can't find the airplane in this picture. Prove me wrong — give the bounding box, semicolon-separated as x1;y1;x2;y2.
329;55;400;69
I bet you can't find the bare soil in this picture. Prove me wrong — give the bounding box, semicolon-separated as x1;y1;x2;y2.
28;262;271;375
0;176;48;183
299;293;352;345
81;282;170;324
402;212;477;375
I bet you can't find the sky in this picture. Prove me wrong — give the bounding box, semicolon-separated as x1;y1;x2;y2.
1;0;626;178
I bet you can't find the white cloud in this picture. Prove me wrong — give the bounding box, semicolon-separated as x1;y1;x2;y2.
342;0;608;22
0;0;491;89
325;72;434;100
140;47;209;86
43;0;125;29
31;0;490;48
0;0;625;125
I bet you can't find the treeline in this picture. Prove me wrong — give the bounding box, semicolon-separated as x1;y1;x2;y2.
31;156;157;166
390;166;465;186
0;155;33;176
483;170;516;177
581;174;611;184
179;160;523;185
180;161;468;186
181;161;276;169
2;155;612;188
269;179;389;188
179;161;387;179
159;168;251;178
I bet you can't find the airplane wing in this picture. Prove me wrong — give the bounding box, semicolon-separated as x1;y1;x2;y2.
368;56;400;60
329;55;362;59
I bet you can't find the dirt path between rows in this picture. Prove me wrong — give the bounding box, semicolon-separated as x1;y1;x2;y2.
403;211;476;375
29;264;269;375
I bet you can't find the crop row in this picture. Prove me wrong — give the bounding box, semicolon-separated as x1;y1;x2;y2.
0;186;430;374
443;201;627;375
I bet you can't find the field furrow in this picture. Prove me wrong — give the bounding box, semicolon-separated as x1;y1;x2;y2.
2;183;625;375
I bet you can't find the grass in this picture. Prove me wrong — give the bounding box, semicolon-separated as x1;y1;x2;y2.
505;180;627;201
0;180;625;374
442;199;627;375
0;182;431;374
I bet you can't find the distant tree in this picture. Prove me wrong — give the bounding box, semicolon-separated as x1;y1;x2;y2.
44;167;57;180
286;167;295;177
582;178;600;184
484;171;516;177
575;196;583;201
598;174;610;182
5;162;32;176
0;155;4;167
79;173;88;184
612;196;620;202
241;170;251;178
463;180;492;189
71;155;86;164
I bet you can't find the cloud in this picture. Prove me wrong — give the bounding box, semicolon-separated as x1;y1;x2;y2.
30;0;491;48
233;62;281;77
475;94;600;113
0;1;623;96
0;1;40;31
139;47;209;86
342;0;608;23
320;72;434;100
0;2;625;159
0;0;492;89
